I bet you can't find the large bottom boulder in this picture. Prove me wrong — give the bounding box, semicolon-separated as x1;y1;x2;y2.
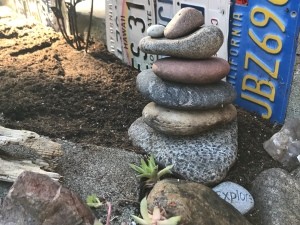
128;118;238;184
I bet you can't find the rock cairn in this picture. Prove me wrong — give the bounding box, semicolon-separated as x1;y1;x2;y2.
129;8;238;184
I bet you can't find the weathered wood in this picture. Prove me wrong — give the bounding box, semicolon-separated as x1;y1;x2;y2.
0;126;63;168
0;158;61;182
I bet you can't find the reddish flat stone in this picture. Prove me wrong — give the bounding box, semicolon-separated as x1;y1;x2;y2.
152;57;230;84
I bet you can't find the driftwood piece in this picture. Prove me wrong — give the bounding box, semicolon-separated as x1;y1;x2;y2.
0;126;63;169
0;158;61;182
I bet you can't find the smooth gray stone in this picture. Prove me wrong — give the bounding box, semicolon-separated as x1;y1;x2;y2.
213;181;254;215
137;69;236;110
252;168;300;225
147;24;165;38
128;118;238;184
139;26;223;59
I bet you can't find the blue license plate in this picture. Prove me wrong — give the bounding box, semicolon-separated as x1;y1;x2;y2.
227;0;300;123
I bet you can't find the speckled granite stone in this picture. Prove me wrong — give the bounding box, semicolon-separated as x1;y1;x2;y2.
128;118;238;184
139;26;223;59
164;7;204;39
136;69;236;110
251;168;300;225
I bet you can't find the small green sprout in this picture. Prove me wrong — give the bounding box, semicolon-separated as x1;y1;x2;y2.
93;220;103;225
86;194;112;225
86;194;102;208
129;155;173;187
132;197;181;225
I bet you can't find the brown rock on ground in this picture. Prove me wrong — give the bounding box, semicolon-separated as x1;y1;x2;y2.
0;171;95;225
153;57;230;84
147;179;252;225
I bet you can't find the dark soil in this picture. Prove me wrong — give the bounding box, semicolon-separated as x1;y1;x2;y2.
0;15;284;223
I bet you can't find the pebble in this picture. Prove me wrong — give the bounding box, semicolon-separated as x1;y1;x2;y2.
164;7;204;39
147;24;165;38
142;102;237;136
152;57;230;84
139;26;224;59
213;181;254;215
128;118;238;184
136;69;236;110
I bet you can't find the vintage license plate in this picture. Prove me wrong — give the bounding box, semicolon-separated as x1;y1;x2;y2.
227;0;300;123
156;0;175;26
106;0;230;69
105;0;157;70
13;0;55;27
174;0;231;60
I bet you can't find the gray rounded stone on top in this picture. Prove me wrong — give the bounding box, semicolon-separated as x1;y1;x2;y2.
128;117;238;184
136;69;236;110
139;25;224;59
147;24;165;38
164;7;204;39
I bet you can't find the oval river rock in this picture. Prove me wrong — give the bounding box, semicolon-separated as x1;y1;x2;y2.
142;102;237;136
152;57;230;84
136;69;237;109
139;26;224;59
164;7;204;39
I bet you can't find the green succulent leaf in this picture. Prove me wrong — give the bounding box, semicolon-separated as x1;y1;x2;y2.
137;173;153;179
157;216;182;225
129;155;173;187
129;164;145;174
157;165;173;179
86;194;102;208
131;215;150;225
140;158;148;169
93;219;103;225
140;197;151;222
149;155;156;170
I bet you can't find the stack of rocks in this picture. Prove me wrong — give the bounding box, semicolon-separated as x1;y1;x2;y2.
128;8;238;184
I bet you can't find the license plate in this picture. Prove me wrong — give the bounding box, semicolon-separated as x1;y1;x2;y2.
156;0;175;26
105;0;157;70
227;0;300;123
13;0;54;27
106;0;230;69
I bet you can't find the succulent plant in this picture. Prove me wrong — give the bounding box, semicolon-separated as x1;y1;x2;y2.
129;155;173;187
86;194;103;208
87;194;112;225
132;197;181;225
